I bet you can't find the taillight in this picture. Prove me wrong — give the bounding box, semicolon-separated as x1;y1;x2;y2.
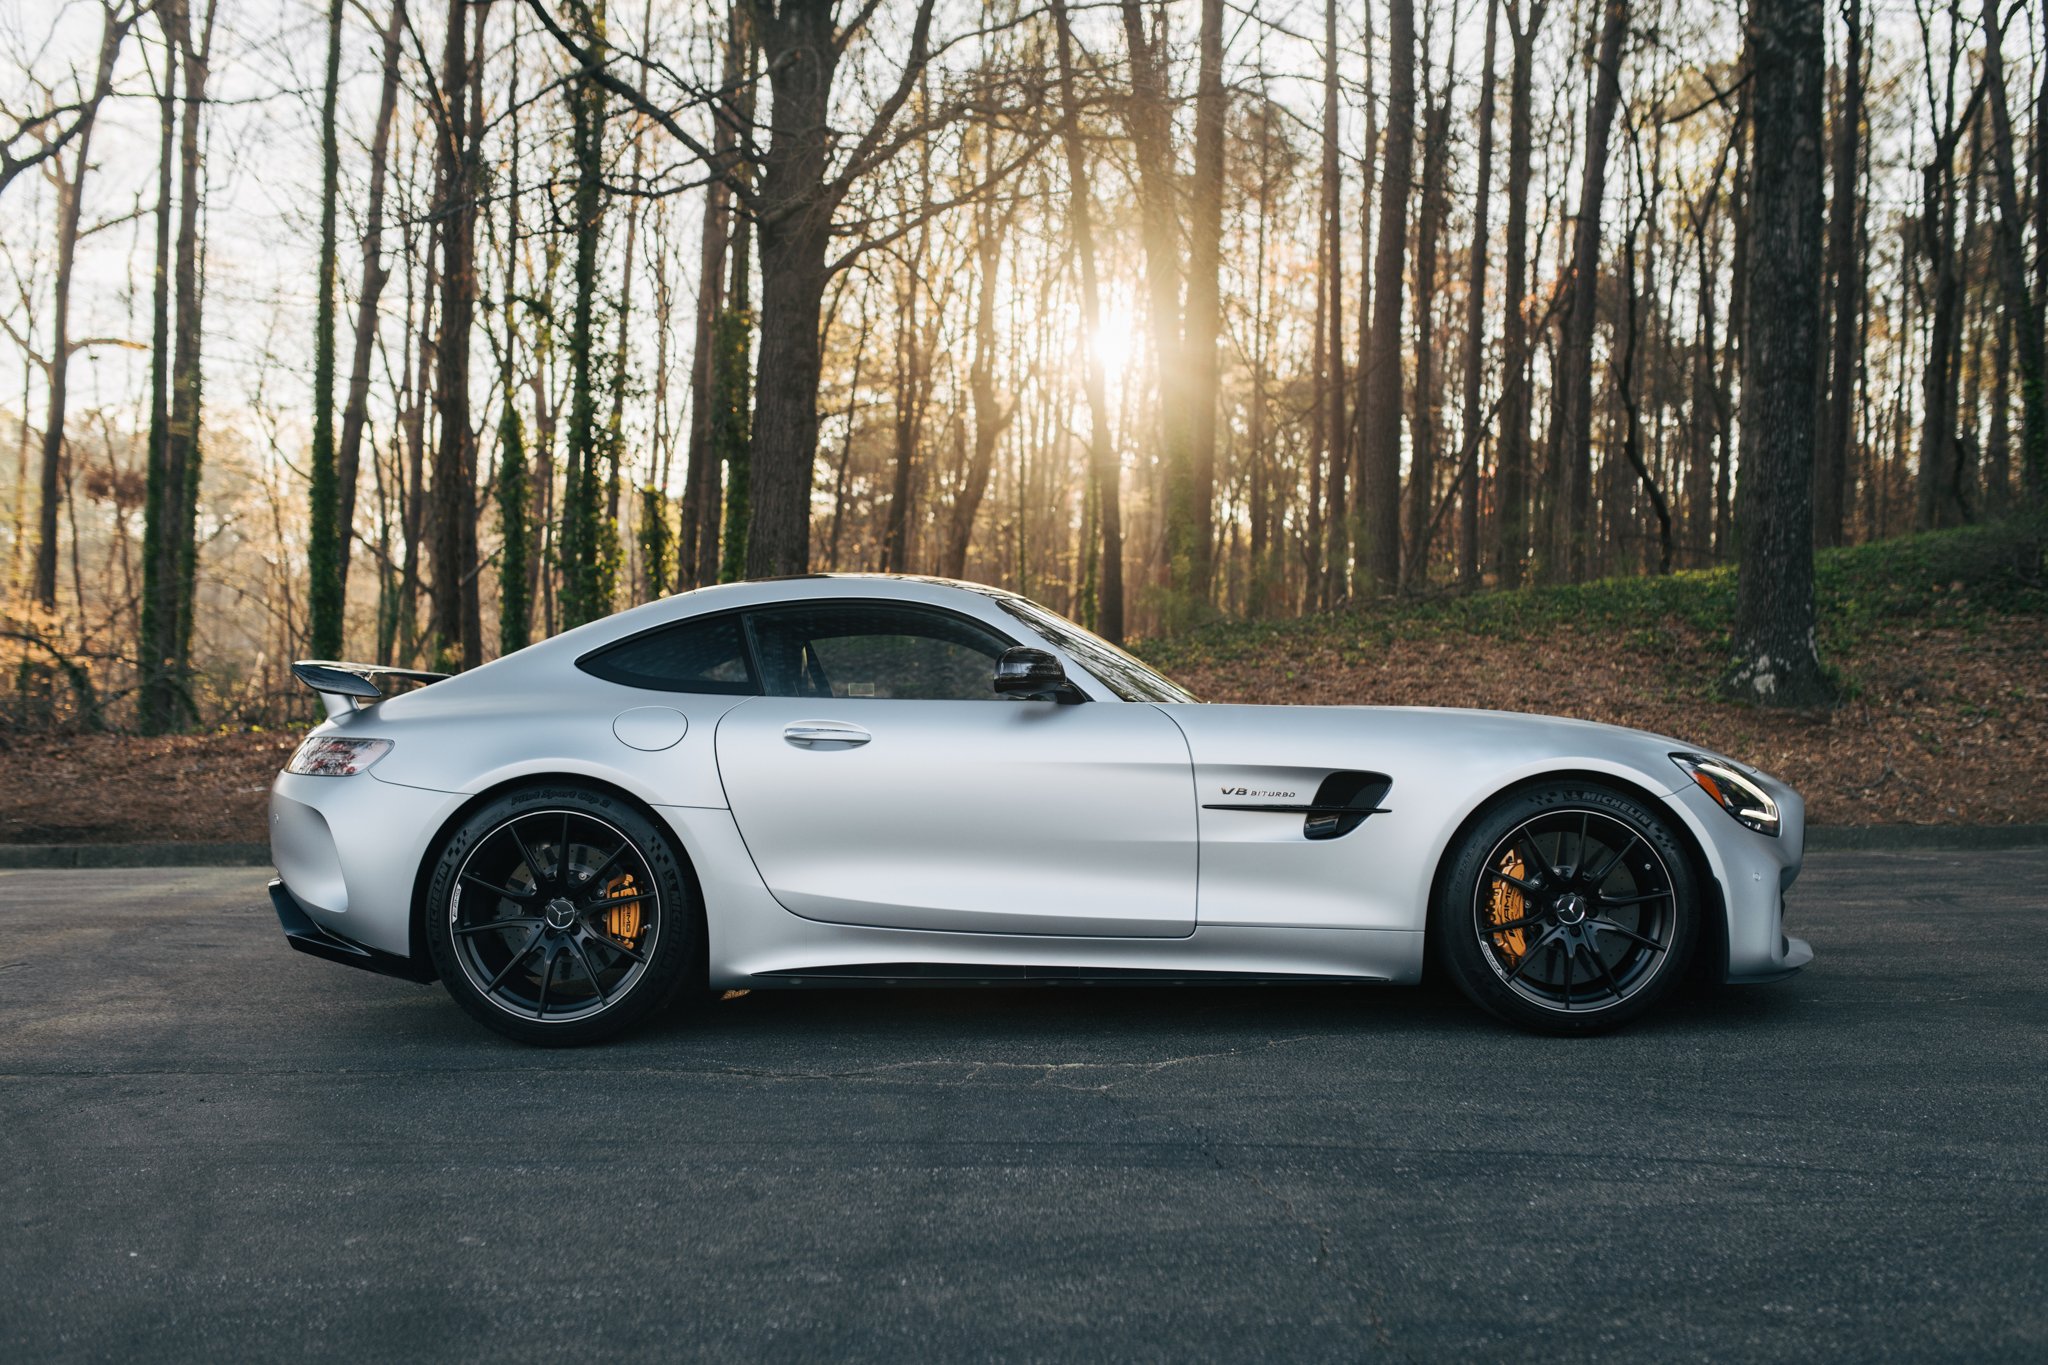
286;736;393;777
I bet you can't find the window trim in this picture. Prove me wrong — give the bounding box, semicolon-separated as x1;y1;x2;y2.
575;597;1056;701
738;599;1032;703
575;606;761;696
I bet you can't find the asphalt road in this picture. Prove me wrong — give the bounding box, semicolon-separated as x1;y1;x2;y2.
2;850;2044;1363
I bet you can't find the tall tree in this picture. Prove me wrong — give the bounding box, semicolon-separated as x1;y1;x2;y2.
1404;41;1452;588
333;0;407;610
1317;0;1347;605
1814;0;1862;548
558;0;612;627
1544;0;1628;583
1728;0;1831;706
1355;0;1415;595
1455;0;1500;587
681;7;743;589
1978;0;2045;506
427;0;486;663
306;0;345;657
136;0;178;729
1187;0;1224;598
1118;0;1207;622
139;0;216;729
1051;0;1123;642
1494;0;1546;587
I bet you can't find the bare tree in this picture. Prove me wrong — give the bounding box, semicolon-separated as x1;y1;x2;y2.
1728;0;1831;706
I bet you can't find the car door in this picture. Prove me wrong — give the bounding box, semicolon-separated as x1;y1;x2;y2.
714;600;1197;938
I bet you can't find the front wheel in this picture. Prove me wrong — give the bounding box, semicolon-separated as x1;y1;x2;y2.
1433;783;1699;1035
422;784;698;1046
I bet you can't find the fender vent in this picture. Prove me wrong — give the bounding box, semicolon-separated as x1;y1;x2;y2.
1201;771;1393;840
1303;772;1393;840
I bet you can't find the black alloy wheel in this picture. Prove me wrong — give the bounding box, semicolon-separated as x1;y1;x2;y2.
424;784;697;1045
1434;783;1699;1034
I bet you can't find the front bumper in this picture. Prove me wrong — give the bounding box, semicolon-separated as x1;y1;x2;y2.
1666;775;1814;983
270;878;435;982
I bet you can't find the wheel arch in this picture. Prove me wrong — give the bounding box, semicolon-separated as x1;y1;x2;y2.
1423;767;1728;986
406;772;711;980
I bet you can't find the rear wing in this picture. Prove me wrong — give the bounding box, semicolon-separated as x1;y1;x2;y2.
291;659;450;719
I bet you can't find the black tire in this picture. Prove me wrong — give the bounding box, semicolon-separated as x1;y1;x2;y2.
1432;782;1699;1035
422;783;698;1046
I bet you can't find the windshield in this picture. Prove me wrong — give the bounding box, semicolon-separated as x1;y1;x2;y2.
990;596;1200;704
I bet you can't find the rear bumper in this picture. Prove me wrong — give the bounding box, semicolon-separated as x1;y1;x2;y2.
270;878;436;983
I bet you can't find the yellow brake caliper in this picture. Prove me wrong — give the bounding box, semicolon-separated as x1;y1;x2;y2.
602;872;646;948
1488;849;1528;965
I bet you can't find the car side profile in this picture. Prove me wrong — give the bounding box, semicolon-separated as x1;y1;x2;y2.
268;575;1811;1044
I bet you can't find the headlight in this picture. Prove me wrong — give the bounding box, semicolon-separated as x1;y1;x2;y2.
286;736;393;777
1671;752;1778;836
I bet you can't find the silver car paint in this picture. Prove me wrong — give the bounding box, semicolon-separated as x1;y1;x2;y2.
270;575;1812;986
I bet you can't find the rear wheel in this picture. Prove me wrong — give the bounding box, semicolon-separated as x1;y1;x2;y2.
1433;782;1698;1035
423;784;697;1046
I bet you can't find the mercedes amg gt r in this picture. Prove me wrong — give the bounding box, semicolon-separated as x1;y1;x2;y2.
268;575;1810;1044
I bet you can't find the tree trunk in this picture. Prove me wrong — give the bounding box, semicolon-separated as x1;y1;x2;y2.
1404;65;1451;588
742;3;840;579
1456;0;1500;588
138;1;178;731
558;0;610;626
1979;0;2046;507
1319;0;1348;605
1495;0;1546;588
1117;0;1201;625
1355;0;1414;595
1544;0;1628;584
1188;0;1224;600
681;7;740;589
1727;0;1831;706
31;112;98;612
938;181;1015;581
306;0;344;656
333;0;405;612
1052;0;1123;642
1814;0;1860;548
428;0;484;663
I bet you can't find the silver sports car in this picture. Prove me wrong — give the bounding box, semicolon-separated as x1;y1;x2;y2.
269;575;1811;1045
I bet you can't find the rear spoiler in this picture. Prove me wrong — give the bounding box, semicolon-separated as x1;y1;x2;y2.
291;659;450;720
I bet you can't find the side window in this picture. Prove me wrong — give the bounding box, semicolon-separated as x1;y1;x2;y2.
746;604;1012;701
579;614;756;694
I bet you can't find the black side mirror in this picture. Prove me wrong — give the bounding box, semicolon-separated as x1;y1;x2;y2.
993;646;1080;702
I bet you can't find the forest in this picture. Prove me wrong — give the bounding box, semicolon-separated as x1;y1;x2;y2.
1;0;2043;734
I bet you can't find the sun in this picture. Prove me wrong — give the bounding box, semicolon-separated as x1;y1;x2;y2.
1088;301;1140;376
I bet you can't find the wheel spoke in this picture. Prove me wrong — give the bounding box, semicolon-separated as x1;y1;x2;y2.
585;928;647;964
535;949;554;1018
570;936;609;1005
1572;813;1590;875
1590;917;1666;952
574;842;632;893
579;892;647;914
502;818;546;886
1502;927;1560;985
1484;914;1545;936
1487;867;1544;897
457;916;541;937
1582;942;1627;999
1598;889;1671;907
1514;832;1559;883
485;927;545;992
556;813;572;885
461;873;537;903
1584;833;1639;889
1559;939;1574;1010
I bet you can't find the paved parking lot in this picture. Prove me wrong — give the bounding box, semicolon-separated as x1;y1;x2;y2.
3;849;2044;1362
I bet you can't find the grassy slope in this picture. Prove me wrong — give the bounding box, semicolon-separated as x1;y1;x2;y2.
1145;522;2048;826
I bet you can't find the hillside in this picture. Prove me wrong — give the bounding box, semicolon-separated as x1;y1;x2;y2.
0;522;2040;844
1147;522;2048;826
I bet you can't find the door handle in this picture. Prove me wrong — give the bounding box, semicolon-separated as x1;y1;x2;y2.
783;721;871;748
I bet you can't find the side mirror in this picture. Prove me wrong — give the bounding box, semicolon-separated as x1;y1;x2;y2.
993;646;1079;702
